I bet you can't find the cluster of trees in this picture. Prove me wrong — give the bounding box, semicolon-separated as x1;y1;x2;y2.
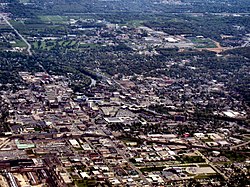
15;0;250;15
181;155;205;163
3;0;250;26
0;51;42;83
3;0;36;18
144;14;250;45
0;51;95;91
223;48;250;106
1;0;249;105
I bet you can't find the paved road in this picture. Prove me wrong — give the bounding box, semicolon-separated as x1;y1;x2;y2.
108;139;151;186
242;41;250;47
195;150;229;180
90;116;152;186
95;69;127;90
1;14;32;55
0;138;10;150
84;137;126;186
230;140;250;150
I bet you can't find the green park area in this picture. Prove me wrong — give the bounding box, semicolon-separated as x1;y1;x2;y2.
188;37;217;48
39;15;69;24
32;40;77;51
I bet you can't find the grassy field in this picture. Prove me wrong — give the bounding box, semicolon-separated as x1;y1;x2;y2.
181;155;205;164
32;41;56;51
194;173;219;179
126;20;145;27
19;0;30;3
32;40;78;51
39;15;68;24
12;40;27;48
74;179;96;187
188;37;217;48
78;43;102;49
9;20;27;32
140;166;166;173
0;24;12;29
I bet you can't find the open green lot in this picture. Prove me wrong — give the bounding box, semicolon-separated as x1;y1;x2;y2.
32;40;78;51
19;0;30;3
74;179;96;187
188;37;217;48
39;15;69;24
12;40;27;48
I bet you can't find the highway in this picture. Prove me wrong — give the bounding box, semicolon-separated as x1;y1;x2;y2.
0;14;32;55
